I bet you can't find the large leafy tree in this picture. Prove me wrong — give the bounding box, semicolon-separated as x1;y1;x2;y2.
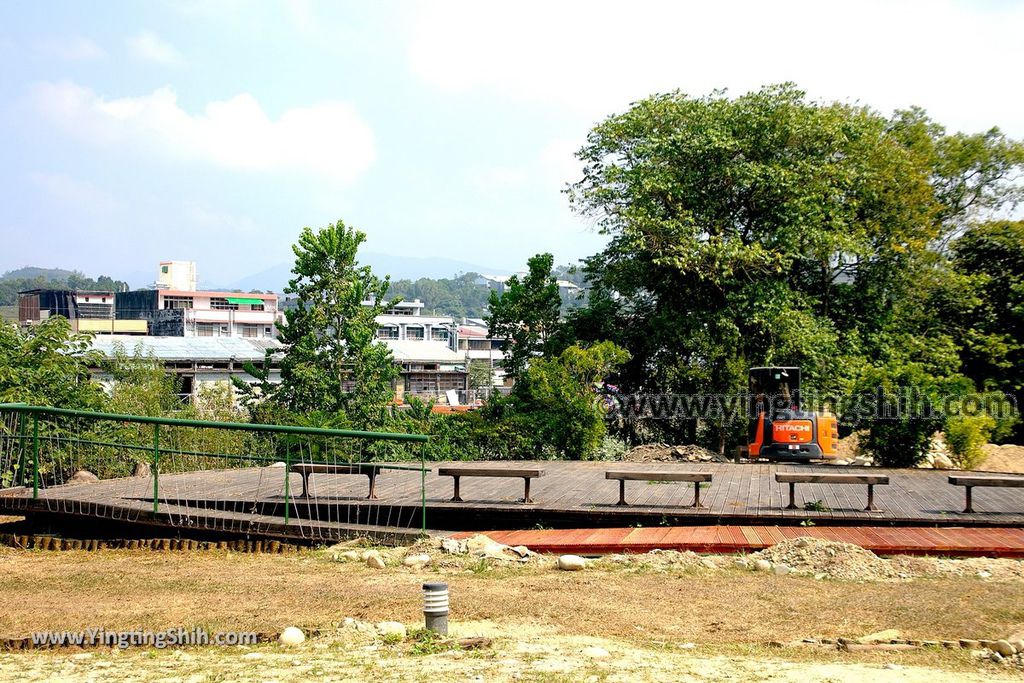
486;253;562;381
565;84;1024;458
0;317;105;409
260;220;398;429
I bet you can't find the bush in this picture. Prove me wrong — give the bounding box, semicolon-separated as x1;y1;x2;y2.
944;414;996;470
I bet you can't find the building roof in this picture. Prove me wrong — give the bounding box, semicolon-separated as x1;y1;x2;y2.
458;325;488;337
88;335;283;362
383;339;464;363
156;289;279;301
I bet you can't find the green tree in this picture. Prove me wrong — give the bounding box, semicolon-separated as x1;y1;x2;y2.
0;317;104;409
566;84;1023;458
486;253;562;381
493;341;630;460
255;220;398;430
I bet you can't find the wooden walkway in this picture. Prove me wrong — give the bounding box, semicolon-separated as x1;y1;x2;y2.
1;461;1022;543
462;526;1024;558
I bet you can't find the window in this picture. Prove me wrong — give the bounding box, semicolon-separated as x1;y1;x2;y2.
377;326;399;340
161;265;169;274
264;327;272;336
163;296;193;310
210;298;238;310
250;303;265;311
406;326;424;340
431;328;449;342
469;339;490;351
241;324;258;338
197;323;217;337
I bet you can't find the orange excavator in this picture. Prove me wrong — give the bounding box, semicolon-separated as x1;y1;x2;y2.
747;367;838;462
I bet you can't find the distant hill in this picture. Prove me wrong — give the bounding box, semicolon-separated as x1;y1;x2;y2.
230;252;512;293
1;266;82;281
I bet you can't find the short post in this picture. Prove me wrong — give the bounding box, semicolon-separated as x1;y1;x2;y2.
692;480;702;508
152;423;160;514
786;481;797;510
422;582;449;635
31;413;39;499
522;477;533;504
964;486;974;514
864;484;879;512
617;479;628;506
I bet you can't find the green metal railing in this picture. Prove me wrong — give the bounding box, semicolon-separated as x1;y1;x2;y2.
0;403;431;536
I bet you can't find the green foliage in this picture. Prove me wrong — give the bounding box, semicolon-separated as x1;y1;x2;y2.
103;342;183;417
0;267;129;306
486;253;563;381
389;272;493;318
495;341;630;460
564;83;1024;454
259;219;399;430
944;414;996;470
0;317;105;409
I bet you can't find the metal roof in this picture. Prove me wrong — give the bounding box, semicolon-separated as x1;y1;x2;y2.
88;335;284;362
383;339;464;363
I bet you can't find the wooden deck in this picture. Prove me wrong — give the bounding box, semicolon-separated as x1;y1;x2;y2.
1;461;1022;543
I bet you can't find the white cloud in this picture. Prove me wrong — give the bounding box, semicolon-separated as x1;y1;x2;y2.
408;0;1024;136
127;30;184;65
29;172;121;215
38;37;106;61
30;81;377;182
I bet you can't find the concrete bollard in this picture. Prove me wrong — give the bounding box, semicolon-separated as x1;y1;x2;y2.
422;582;449;635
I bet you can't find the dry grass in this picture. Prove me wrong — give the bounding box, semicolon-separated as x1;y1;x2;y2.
1;546;1023;646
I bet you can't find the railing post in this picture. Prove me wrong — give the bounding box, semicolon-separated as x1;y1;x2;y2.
420;443;427;536
152;423;160;514
31;413;39;499
283;444;291;524
15;415;27;488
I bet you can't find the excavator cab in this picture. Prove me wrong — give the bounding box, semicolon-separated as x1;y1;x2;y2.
747;367;837;462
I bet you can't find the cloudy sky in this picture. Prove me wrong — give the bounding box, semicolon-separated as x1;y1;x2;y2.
2;1;1022;285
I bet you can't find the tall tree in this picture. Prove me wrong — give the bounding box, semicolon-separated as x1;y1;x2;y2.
486;253;562;381
266;220;398;429
565;84;1024;458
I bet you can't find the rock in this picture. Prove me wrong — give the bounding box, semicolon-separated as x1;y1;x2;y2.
439;538;468;555
360;549;377;561
279;627;305;646
557;555;587;571
970;649;989;660
365;553;386;569
581;646;610;658
884;663;902;670
978;570;992;579
858;629;901;644
990;640;1017;657
754;559;773;572
68;470;99;485
794;538;809;548
242;652;264;661
932;453;955;469
133;462;151;478
509;545;534;558
772;563;791;576
340;550;361;561
269;461;286;468
376;622;407;640
402;553;431;567
734;558;751;570
701;558;717;569
960;639;980;648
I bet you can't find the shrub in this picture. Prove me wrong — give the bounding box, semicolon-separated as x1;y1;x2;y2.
944;414;996;470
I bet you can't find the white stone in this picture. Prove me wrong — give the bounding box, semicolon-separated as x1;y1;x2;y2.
440;538;467;555
270;461;286;468
754;559;772;572
733;558;751;570
581;646;610;658
279;627;306;646
773;563;791;576
242;652;264;661
366;553;386;569
701;558;717;569
376;621;407;639
341;550;360;561
978;570;992;579
557;555;587;571
403;553;431;567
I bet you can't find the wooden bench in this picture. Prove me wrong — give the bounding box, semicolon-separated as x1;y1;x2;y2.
436;466;544;504
605;471;713;507
775;473;890;512
948;475;1024;513
290;463;382;499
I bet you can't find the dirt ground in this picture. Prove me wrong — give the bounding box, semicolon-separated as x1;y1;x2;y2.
1;540;1023;681
981;444;1024;474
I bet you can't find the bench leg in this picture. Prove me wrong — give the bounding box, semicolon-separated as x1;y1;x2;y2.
450;476;463;503
617;480;628;506
785;482;798;510
299;472;310;498
964;486;974;514
864;484;880;512
691;480;706;508
366;472;379;500
522;477;535;504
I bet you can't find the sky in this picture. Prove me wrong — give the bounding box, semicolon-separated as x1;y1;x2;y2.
1;0;1023;286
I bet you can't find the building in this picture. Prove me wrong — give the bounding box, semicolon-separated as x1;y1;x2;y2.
155;260;197;291
88;335;282;401
116;289;279;339
373;298;466;401
374;298;457;350
17;288;147;335
457;320;509;390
